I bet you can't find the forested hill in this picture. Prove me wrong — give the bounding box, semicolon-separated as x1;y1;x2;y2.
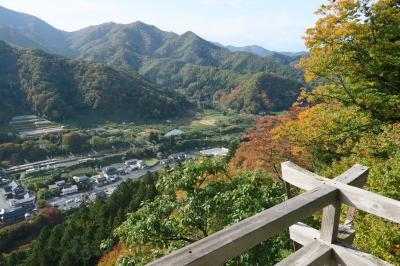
0;41;187;123
66;22;304;113
0;5;305;114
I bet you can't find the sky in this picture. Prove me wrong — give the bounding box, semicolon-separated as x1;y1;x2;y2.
0;0;324;52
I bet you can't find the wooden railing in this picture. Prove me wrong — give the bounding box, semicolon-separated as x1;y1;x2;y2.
148;161;400;266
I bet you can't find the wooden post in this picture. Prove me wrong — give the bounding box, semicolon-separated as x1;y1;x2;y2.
283;181;301;251
320;201;341;243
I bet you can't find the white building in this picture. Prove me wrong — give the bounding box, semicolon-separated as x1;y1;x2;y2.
61;185;78;195
124;159;145;170
73;176;89;183
200;147;229;157
91;175;107;185
164;129;184;137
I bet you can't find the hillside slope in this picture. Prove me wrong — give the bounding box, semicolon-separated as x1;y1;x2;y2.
0;41;187;123
0;5;304;114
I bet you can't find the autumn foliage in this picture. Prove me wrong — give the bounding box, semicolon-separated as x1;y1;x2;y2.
229;0;400;263
98;243;129;266
40;207;61;225
229;109;312;179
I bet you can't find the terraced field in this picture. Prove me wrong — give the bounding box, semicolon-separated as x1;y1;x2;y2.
9;115;65;137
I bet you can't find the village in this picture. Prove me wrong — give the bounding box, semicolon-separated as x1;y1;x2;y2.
0;110;244;226
0;147;228;225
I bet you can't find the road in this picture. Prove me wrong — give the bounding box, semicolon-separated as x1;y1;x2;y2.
48;163;165;210
5;149;129;175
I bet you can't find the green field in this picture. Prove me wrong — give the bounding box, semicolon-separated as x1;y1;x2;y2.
144;158;159;167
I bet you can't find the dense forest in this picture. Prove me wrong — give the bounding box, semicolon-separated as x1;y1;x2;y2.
0;41;188;123
0;172;158;266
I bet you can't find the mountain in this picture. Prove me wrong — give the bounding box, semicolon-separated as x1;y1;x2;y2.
225;45;273;57
0;5;72;54
0;5;306;114
224;44;306;59
218;72;303;113
65;22;295;75
0;41;187;123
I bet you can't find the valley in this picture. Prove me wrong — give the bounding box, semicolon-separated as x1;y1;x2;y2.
0;1;398;266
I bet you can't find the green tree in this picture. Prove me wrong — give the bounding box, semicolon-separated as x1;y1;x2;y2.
62;132;88;152
298;0;400;122
115;158;290;265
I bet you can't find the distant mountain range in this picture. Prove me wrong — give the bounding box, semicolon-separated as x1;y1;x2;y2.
0;5;306;118
214;43;306;58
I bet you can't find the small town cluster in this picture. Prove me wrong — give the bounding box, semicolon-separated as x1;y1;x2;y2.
0;147;228;225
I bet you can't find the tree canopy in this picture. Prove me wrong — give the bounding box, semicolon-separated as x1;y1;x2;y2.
115;158;290;265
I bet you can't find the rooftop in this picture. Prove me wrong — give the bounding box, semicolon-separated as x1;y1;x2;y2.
200;147;229;157
165;129;184;137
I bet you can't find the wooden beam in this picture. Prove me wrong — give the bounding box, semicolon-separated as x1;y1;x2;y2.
332;241;393;266
281;162;368;190
289;223;319;246
275;240;332;266
147;185;338;266
281;162;400;223
333;164;368;187
290;223;355;246
332;181;400;223
319;165;368;243
281;161;324;190
289;223;392;265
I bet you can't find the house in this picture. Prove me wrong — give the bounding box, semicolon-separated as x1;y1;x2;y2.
117;167;127;175
48;180;65;190
103;167;118;176
0;207;28;224
200;148;229;157
48;184;59;190
9;192;35;209
55;180;66;187
168;152;187;162
91;175;107;185
164;129;184;137
124;160;145;170
3;181;25;198
124;159;138;166
61;185;78;195
0;178;9;186
73;175;89;183
88;191;108;202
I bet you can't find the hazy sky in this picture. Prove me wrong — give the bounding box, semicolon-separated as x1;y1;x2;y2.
0;0;324;52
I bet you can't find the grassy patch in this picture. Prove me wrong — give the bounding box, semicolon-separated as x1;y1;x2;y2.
67;167;96;177
144;158;159;167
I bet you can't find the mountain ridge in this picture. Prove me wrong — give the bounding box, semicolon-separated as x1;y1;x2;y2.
0;5;305;115
0;40;187;123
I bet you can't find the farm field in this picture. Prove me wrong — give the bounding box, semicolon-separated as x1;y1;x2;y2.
9;115;65;137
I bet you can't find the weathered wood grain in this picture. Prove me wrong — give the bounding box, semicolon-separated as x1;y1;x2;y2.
281;162;400;223
289;223;392;266
147;185;337;266
276;240;332;266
